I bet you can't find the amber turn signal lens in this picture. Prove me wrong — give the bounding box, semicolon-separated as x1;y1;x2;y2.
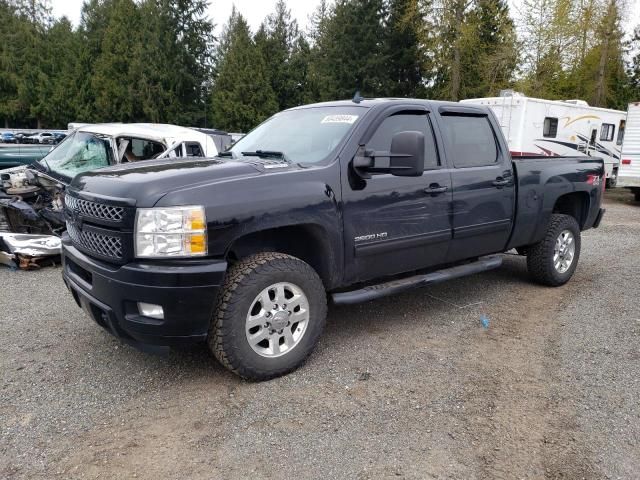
187;233;207;254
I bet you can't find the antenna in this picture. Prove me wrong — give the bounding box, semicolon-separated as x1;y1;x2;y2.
352;90;364;104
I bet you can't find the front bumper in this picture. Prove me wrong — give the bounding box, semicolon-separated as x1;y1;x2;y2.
61;234;227;349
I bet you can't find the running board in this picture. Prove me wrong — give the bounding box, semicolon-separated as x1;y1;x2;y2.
331;255;503;305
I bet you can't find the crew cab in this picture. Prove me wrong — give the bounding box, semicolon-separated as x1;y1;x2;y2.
61;99;605;380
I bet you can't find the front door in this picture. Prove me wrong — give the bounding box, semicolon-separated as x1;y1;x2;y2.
341;108;453;284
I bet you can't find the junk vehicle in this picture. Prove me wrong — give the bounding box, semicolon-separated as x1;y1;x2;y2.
60;98;605;380
0;144;52;169
0;123;217;269
461;91;625;188
618;101;640;200
0;123;218;237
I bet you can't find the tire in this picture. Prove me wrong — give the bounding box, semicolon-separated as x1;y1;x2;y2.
634;190;640;202
526;214;581;287
606;169;618;188
209;252;327;381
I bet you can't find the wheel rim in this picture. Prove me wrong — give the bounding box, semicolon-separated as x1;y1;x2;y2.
245;282;310;358
553;229;575;274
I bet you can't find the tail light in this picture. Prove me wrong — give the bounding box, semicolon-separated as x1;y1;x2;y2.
622;159;631;165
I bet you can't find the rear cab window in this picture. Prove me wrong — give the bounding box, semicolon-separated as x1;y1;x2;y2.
439;114;498;168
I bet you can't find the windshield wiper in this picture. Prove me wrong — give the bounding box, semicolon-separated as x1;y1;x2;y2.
217;151;234;158
241;150;288;160
238;149;306;168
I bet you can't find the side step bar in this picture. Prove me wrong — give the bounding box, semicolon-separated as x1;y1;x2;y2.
331;255;503;305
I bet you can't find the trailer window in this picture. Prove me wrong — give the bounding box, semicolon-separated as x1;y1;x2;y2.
543;117;558;138
600;123;615;142
617;120;625;145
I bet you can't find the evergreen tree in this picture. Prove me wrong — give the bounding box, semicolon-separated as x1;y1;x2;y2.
313;0;389;99
470;0;518;96
211;11;278;132
254;0;303;109
133;0;214;125
37;17;81;127
385;0;429;98
90;0;142;122
591;0;625;107
515;0;563;98
628;26;640;101
0;1;20;127
431;0;473;101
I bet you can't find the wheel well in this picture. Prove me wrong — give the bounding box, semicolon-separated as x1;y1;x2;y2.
226;224;336;288
552;192;590;228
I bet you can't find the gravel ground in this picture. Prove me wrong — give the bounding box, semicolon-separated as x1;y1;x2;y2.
1;189;639;479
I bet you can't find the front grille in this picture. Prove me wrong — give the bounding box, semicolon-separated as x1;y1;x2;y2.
65;195;124;222
67;221;124;260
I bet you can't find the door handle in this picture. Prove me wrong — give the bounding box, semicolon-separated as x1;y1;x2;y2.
424;185;448;195
492;178;511;188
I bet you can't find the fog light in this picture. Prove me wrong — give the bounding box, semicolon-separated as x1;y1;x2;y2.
138;302;164;319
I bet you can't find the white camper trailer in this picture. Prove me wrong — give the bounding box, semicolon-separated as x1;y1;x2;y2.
461;93;626;187
618;102;640;199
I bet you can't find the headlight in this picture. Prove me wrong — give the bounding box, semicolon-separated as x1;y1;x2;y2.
135;206;207;258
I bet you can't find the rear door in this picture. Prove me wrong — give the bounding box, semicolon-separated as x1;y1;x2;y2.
437;106;515;262
341;106;453;283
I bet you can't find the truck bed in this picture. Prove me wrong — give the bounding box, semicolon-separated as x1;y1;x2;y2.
507;155;605;250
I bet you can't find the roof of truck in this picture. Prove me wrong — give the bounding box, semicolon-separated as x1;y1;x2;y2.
290;97;481;111
75;123;207;142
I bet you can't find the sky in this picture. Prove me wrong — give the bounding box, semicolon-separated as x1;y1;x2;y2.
50;0;640;37
50;0;318;33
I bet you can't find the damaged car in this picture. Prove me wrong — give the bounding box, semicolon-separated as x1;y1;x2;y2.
0;123;218;268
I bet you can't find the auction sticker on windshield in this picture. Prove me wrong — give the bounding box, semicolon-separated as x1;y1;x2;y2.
321;115;359;124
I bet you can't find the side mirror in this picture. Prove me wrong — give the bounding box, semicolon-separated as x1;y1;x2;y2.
389;131;424;177
352;130;425;179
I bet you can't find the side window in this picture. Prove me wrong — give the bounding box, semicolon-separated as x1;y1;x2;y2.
131;138;165;158
367;111;439;169
616;120;625;145
600;123;615;142
120;137;165;162
185;142;204;157
543;117;558;138
440;115;498;168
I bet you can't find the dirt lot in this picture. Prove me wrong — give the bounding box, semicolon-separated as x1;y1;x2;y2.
1;190;639;479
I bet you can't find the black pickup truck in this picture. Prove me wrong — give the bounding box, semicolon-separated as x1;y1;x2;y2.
61;98;605;380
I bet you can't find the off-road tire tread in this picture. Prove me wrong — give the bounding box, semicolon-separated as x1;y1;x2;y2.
526;214;580;287
208;252;326;381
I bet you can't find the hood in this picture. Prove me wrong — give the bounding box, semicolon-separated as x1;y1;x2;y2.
67;157;291;207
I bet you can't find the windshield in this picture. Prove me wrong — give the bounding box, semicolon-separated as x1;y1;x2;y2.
229;106;366;165
39;131;112;178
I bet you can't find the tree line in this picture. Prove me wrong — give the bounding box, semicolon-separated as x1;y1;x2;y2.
1;0;639;132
